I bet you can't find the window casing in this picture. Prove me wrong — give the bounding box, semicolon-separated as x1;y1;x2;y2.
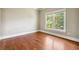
45;9;66;32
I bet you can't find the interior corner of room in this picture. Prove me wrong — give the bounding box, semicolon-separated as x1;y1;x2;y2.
0;8;79;42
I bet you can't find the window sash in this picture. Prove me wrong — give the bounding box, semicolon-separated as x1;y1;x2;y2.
45;9;66;32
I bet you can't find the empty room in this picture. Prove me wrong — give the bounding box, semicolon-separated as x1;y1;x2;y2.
0;8;79;50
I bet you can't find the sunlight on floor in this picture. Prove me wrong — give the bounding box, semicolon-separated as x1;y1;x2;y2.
43;36;64;50
54;40;64;50
43;37;54;50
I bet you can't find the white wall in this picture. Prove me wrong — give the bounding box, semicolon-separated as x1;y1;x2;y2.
39;8;79;41
1;8;38;38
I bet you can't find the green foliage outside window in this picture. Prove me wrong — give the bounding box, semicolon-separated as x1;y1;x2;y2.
46;11;64;30
46;15;53;29
55;12;64;29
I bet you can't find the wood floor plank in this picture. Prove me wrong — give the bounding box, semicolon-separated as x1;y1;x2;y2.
0;32;79;50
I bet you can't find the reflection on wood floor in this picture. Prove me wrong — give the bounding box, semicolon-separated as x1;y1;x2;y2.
0;32;79;50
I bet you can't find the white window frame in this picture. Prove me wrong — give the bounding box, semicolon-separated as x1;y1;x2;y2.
45;9;66;32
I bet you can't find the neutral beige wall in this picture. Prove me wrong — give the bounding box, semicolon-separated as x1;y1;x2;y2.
0;9;2;37
37;10;40;30
2;8;38;37
39;8;79;39
66;8;79;38
1;8;79;40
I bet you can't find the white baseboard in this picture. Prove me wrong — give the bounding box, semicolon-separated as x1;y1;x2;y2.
39;30;79;42
0;30;38;40
0;30;79;42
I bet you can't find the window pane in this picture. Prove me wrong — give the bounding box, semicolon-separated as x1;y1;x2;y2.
46;14;53;29
54;12;64;30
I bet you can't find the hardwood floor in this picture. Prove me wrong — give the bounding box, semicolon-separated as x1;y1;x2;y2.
0;32;79;50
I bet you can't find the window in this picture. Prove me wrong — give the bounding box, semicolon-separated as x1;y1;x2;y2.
45;9;66;32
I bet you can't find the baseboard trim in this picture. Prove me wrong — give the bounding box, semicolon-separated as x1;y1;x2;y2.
0;30;38;40
0;30;79;42
39;30;79;42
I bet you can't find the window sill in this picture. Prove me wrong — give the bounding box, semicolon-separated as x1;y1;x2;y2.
45;29;66;33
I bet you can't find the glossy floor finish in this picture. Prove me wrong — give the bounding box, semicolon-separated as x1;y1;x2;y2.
0;32;79;50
